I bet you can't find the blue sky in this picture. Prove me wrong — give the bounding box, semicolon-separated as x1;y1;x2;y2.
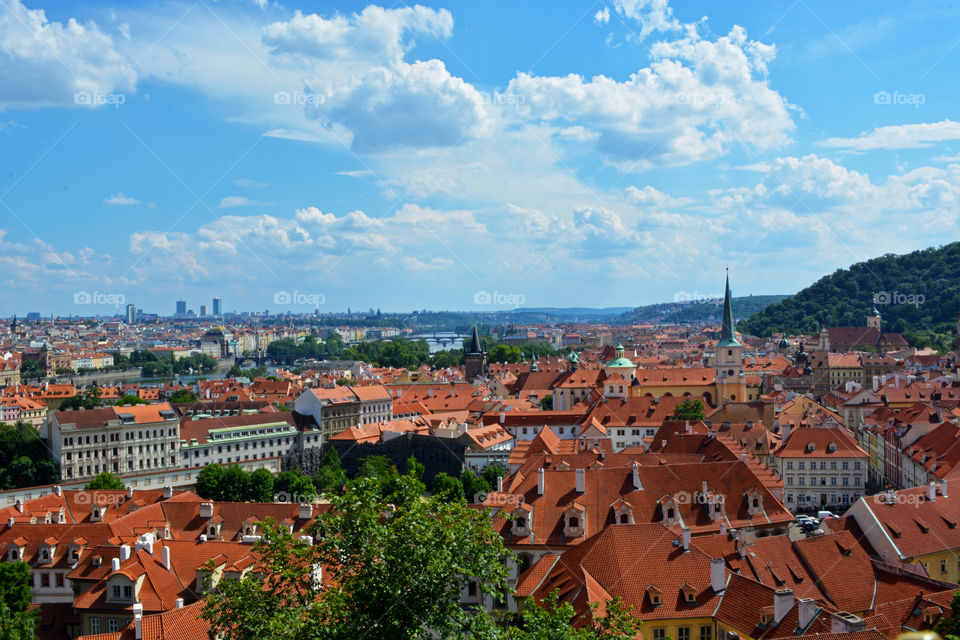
2;0;960;315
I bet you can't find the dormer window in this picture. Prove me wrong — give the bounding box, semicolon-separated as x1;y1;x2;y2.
564;503;585;538
646;585;663;606
681;583;697;604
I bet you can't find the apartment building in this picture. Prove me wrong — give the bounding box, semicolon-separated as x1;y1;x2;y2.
773;424;869;512
46;403;180;481
178;412;321;468
352;384;393;425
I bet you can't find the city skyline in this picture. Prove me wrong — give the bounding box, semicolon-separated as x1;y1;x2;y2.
2;1;960;314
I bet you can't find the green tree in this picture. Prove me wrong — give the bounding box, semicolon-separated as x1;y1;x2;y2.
84;472;125;491
936;589;960;640
509;591;642;640
196;464;225;500
432;472;464;502
115;394;150;406
405;455;425;483
539;394;553;411
0;561;36;640
461;469;490;503
671;398;705;421
488;344;522;363
220;466;252;502
274;470;317;503
482;463;506;490
313;449;345;494
248;468;276;503
201;473;510;640
168;389;199;403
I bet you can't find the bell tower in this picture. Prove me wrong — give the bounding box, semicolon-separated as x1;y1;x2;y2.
463;325;487;382
715;270;746;403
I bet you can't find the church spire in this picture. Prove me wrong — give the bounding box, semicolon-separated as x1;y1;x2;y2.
467;325;484;355
718;269;742;347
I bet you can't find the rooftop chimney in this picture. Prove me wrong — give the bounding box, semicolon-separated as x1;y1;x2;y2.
631;462;641;490
53;486;62;497
830;612;866;634
175;598;184;609
126;487;134;499
942;479;949;498
537;468;545;496
496;476;504;492
711;558;726;592
720;523;727;536
119;545;131;562
681;527;691;551
14;499;22;514
162;486;173;499
774;589;794;623
199;502;214;518
6;517;13;528
928;481;937;502
661;439;667;449
161;546;171;571
575;469;585;493
499;412;505;424
134;603;143;640
797;598;816;630
111;557;120;572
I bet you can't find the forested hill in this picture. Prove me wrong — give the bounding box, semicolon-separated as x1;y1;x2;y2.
738;243;960;342
615;295;788;325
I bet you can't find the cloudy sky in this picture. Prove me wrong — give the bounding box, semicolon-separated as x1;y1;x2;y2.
2;0;959;315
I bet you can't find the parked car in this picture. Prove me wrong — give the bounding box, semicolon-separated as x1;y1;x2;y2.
817;510;838;520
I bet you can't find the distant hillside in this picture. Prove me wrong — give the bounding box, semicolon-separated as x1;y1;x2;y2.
615;295;789;325
738;243;960;344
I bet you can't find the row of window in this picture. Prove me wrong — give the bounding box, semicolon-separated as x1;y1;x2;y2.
785;476;861;487
63;428;176;447
785;460;861;471
652;625;712;640
88;617;121;634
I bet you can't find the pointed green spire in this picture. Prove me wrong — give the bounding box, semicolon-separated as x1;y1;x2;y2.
718;269;742;347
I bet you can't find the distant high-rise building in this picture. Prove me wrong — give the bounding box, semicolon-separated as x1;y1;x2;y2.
126;304;136;325
212;297;222;316
200;304;208;317
176;300;187;315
